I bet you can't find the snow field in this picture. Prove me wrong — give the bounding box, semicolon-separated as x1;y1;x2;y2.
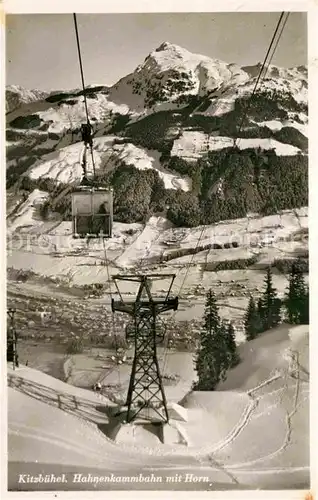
26;136;191;191
7;208;308;319
6;189;48;234
171;131;302;160
251;119;308;137
38;94;130;134
8;325;309;489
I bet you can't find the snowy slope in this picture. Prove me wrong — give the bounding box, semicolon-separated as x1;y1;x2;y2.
217;324;309;391
26;136;191;190
8;324;309;490
200;74;307;118
6;189;48;234
171;132;302;160
37;94;130;134
7;207;308;300
6;85;49;113
242;63;307;97
108;42;250;112
6;42;307;188
250;119;308;137
109;43;307;115
6;43;308;132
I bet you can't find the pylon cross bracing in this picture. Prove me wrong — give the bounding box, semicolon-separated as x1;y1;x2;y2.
111;274;178;423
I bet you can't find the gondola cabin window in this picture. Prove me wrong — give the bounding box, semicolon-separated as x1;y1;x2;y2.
71;187;113;238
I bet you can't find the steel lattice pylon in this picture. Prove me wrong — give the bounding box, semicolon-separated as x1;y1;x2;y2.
111;274;178;424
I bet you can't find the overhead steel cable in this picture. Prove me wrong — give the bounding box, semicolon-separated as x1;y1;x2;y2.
73;14;89;122
73;13;118;389
262;12;290;80
161;12;290;380
234;12;289;279
102;238;122;389
239;11;292;286
73;13;96;179
160;224;207;377
176;12;287;303
235;12;286;145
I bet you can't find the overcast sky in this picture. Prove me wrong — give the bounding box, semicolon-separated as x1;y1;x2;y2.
6;12;307;91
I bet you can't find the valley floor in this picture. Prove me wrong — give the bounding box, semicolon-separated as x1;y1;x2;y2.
6;204;309;491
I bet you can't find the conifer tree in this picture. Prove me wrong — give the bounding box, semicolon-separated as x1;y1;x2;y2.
260;267;281;330
257;296;265;329
195;289;228;390
244;296;263;340
299;287;309;324
224;321;240;367
285;262;309;324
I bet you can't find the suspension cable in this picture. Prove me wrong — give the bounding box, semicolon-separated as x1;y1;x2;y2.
235;12;286;145
161;12;290;380
262;13;290;80
176;12;288;301
73;13;96;179
161;225;206;377
234;11;290;295
73;13;89;122
240;11;291;283
102;238;122;389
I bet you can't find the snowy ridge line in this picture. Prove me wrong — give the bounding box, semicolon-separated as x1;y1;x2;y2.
109;42;307;114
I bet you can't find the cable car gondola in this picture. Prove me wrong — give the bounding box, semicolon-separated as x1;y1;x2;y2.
72;183;113;239
71;14;113;239
71;134;113;238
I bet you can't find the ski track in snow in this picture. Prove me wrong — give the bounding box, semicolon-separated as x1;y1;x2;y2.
7;321;309;490
6;53;308;487
8;335;308;467
8;371;308;481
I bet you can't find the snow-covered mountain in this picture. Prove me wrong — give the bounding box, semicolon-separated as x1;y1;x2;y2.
6;42;308;135
108;41;250;110
6;42;308;228
242;61;307;81
108;42;307;112
6;45;309;493
6;85;49;114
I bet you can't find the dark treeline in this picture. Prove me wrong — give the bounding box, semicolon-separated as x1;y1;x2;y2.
195;262;309;391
